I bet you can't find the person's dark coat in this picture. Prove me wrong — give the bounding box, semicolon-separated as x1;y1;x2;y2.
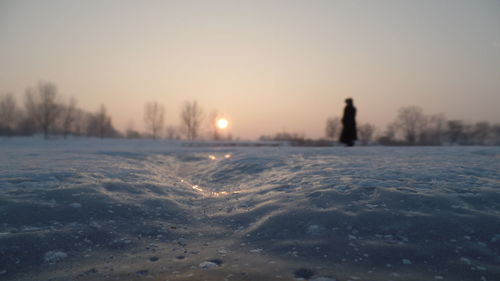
340;102;357;146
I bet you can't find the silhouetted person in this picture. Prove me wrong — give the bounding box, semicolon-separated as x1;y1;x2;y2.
340;98;357;146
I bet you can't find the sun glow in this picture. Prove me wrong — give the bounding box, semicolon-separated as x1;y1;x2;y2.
216;118;229;129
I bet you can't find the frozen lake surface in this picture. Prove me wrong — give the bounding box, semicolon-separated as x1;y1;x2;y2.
1;138;499;281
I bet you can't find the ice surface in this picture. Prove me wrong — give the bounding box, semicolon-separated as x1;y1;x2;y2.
43;251;68;263
0;137;499;280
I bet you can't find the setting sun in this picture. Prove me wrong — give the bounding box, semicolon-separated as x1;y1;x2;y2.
216;118;229;130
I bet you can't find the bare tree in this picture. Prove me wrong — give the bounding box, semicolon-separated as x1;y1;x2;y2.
24;81;61;139
394;106;427;144
447;120;465;144
180;101;204;140
325;117;341;140
420;113;446;145
471;121;491;145
60;97;77;139
144;101;165;139
493;124;500;145
72;108;88;136
95;105;108;139
13;111;29;136
165;125;180;140
358;123;376;145
0;93;17;136
87;105;118;138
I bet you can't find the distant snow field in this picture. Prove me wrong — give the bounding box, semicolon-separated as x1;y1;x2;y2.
0;138;499;281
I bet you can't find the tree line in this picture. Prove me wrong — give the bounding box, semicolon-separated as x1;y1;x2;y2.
133;100;212;141
1;82;499;145
0;81;229;141
324;105;500;146
0;82;119;139
261;106;499;146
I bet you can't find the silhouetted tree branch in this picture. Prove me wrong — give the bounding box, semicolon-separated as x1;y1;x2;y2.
325;117;341;141
358;123;376;145
60;97;77;139
144;101;165;140
180;101;204;140
24;81;61;139
0;93;17;137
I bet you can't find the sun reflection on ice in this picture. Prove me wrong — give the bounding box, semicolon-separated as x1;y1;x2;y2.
189;184;230;197
182;153;234;196
208;153;232;160
191;185;203;192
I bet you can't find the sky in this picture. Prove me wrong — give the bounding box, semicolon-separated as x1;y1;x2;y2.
1;0;499;140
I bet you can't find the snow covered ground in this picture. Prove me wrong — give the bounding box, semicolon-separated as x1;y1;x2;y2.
0;138;499;281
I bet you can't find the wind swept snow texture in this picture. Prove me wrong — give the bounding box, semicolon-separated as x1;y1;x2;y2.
0;138;499;281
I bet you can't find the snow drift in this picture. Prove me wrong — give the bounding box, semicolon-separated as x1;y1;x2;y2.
0;138;499;281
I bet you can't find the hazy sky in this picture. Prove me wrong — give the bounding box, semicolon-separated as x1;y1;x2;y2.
1;0;499;139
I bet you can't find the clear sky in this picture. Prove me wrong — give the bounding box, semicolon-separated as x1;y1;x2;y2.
1;0;499;139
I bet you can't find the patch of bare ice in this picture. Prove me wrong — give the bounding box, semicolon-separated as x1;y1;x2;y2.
199;261;218;269
68;202;82;208
43;251;68;263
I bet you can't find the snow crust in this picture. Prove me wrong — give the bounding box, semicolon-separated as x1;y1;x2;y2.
0;137;499;281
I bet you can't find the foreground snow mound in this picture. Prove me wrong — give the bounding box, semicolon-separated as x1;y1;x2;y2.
0;138;499;281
